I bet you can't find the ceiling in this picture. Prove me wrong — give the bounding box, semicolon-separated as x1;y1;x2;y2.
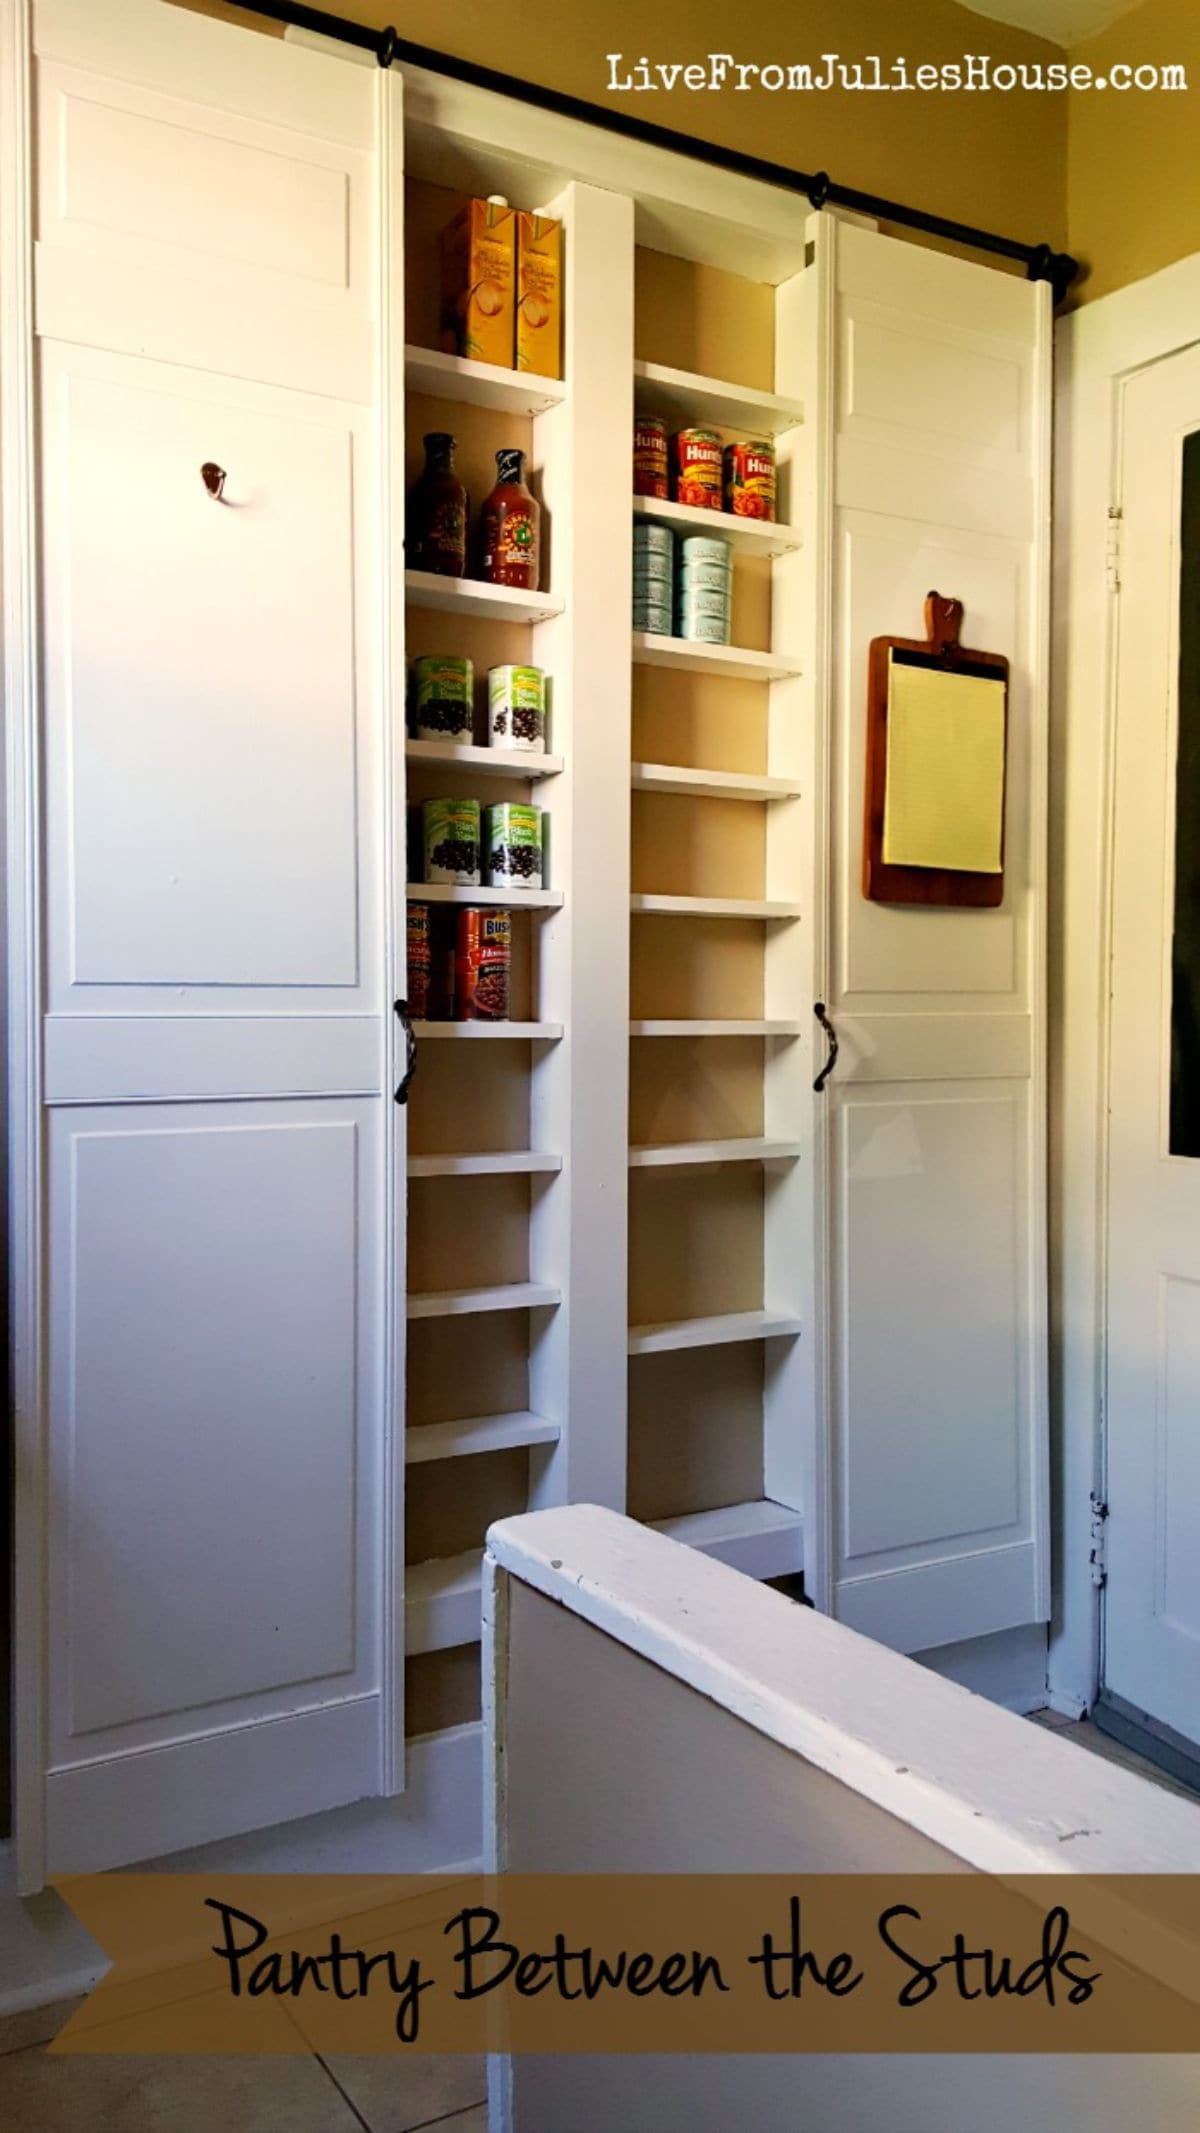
957;0;1146;44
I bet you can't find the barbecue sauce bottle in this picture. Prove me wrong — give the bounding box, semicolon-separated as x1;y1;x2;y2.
479;448;540;590
407;432;468;578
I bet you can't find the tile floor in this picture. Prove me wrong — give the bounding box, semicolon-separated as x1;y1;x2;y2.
3;1710;1191;2129
1030;1708;1199;1800
0;1993;487;2133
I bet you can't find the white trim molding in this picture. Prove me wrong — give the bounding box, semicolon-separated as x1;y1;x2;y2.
1050;248;1200;1715
0;0;46;1895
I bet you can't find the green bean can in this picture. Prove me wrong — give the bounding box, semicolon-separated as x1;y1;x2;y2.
487;664;546;751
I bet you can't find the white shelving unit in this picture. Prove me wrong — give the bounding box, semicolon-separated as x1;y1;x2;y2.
404;570;564;625
405;344;568;416
628;1310;804;1357
632;632;802;683
406;740;564;780
634;358;804;437
632;494;802;559
408;884;564;910
628;1139;802;1169
632;763;801;803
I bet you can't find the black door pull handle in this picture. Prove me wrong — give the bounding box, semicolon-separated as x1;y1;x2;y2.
813;1001;838;1093
394;998;418;1105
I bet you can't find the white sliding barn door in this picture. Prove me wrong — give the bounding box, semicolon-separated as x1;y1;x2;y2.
26;0;401;1875
820;221;1050;1651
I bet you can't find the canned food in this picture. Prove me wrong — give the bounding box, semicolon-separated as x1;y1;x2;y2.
410;655;473;742
488;664;546;751
679;562;733;593
679;586;730;620
679;533;732;568
455;907;511;1021
633;415;669;500
671;427;723;510
423;797;480;885
407;902;432;1019
633;605;674;635
680;610;731;645
485;803;544;889
634;521;675;557
724;437;776;521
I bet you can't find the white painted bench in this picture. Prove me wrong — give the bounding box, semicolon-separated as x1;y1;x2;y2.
483;1504;1200;2132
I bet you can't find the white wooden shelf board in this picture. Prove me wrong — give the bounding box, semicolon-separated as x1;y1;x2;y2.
407;1282;562;1321
632;762;801;803
631;893;801;921
628;1138;802;1169
413;1021;563;1041
406;1550;483;1653
628;1309;803;1355
406;343;567;416
407;1410;561;1465
408;883;564;910
405;570;564;624
649;1499;805;1581
406;740;564;780
634;360;804;438
632;633;802;683
632;495;801;558
629;1019;802;1038
408;1150;563;1178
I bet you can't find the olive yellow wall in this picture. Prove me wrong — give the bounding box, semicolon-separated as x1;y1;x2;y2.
167;0;1068;260
1066;0;1200;304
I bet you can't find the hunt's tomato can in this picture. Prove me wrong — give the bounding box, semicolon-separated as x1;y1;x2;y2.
723;437;776;520
671;426;723;510
455;907;511;1021
633;415;669;499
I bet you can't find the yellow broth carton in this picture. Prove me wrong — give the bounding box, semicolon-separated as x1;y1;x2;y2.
516;212;562;378
440;195;515;367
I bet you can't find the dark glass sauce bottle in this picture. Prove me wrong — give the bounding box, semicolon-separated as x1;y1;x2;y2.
407;432;468;578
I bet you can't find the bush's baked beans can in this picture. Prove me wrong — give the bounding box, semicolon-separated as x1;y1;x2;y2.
407;902;432;1019
633;415;669;499
455;907;511;1021
723;438;776;520
672;427;723;510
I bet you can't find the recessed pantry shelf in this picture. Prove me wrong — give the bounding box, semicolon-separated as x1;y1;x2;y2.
406;740;564;780
628;1308;803;1356
650;1499;805;1581
630;1019;802;1038
405;570;564;625
632;762;801;803
633;494;802;558
634;359;804;438
632;632;802;683
407;1282;561;1321
406;1409;561;1465
408;883;564;910
408;1150;563;1178
406;1551;482;1654
628;1138;802;1169
406;343;568;417
413;1020;563;1041
631;893;801;921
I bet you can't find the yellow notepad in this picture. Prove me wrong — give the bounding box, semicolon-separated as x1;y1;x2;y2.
882;657;1006;873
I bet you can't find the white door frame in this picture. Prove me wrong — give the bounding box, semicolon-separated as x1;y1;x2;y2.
1050;247;1200;1717
0;0;46;1890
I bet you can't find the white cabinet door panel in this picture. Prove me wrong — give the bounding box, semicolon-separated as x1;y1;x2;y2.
34;0;378;396
42;342;373;1011
20;0;399;1880
48;1104;378;1751
820;221;1049;1650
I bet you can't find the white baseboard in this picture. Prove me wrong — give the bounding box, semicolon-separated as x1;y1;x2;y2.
0;1721;482;2018
915;1622;1050;1714
1044;1684;1089;1720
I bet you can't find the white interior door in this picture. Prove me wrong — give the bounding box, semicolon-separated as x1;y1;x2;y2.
1104;340;1200;1752
822;220;1051;1654
25;0;400;1878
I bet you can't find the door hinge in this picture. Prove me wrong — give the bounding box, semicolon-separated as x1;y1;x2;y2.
1089;1491;1109;1589
1105;506;1123;593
